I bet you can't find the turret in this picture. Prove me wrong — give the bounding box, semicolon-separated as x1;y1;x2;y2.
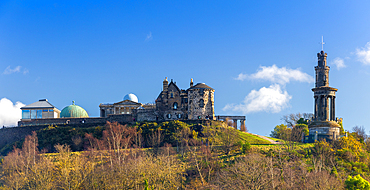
317;51;327;67
315;51;330;87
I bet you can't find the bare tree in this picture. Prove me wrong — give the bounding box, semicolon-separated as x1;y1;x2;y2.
148;127;164;156
281;113;313;128
352;125;367;142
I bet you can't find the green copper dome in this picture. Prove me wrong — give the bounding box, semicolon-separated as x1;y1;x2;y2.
60;101;89;118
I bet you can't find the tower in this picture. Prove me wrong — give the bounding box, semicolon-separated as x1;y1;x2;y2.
308;50;340;141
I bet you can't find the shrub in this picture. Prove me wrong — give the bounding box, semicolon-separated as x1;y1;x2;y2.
241;142;251;154
345;174;370;190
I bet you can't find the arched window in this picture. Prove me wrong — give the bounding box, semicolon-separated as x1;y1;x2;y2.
170;93;174;98
178;114;181;119
173;102;178;110
167;114;171;119
199;99;204;108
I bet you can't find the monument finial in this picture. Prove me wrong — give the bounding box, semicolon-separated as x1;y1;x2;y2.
320;36;325;51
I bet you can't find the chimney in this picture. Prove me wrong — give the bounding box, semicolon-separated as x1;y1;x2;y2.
190;78;193;87
163;77;168;92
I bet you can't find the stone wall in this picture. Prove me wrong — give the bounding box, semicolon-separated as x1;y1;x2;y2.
187;88;214;119
18;114;135;127
134;109;157;121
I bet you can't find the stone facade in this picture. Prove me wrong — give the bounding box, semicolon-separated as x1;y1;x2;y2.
187;84;215;119
19;78;246;128
308;50;341;142
155;78;215;121
99;99;155;117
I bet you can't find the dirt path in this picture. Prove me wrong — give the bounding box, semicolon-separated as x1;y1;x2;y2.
246;132;283;144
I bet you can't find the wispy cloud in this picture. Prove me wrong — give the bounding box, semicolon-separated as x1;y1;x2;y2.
235;73;248;81
331;57;346;70
356;42;370;65
145;32;153;41
3;66;29;75
0;98;25;127
235;65;314;85
223;84;291;114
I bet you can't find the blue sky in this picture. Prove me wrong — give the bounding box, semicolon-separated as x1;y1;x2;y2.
1;0;370;136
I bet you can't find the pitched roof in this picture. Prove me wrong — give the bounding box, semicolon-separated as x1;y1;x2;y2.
113;99;142;105
168;81;181;92
188;83;214;90
21;99;58;109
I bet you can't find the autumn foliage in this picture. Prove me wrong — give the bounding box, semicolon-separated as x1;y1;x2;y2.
1;121;370;189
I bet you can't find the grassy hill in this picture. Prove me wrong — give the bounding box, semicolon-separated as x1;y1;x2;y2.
237;131;272;145
0;120;272;155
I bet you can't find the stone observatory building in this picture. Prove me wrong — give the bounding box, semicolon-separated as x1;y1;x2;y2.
155;78;215;120
307;50;341;142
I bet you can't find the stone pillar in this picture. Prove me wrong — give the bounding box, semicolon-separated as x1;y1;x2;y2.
325;96;329;121
314;96;318;120
320;95;324;120
233;119;238;130
332;97;335;121
240;119;246;132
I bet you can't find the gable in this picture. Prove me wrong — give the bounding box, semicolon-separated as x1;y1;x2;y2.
113;99;142;106
168;82;181;93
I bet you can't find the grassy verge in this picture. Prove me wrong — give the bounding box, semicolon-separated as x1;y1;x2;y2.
237;131;272;145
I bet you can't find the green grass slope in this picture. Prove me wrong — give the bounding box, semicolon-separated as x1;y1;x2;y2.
237;131;272;145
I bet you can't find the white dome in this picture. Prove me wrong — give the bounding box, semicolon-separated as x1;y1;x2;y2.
123;93;138;103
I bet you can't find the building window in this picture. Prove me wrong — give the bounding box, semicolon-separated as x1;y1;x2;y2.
22;110;30;119
167;114;171;119
36;110;42;119
199;99;204;108
200;89;204;96
173;102;178;110
31;110;37;119
178;114;181;119
170;93;174;98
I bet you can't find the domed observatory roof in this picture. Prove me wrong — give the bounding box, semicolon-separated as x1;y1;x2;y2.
123;93;138;103
60;101;89;118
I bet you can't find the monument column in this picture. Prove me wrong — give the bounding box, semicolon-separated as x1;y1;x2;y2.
233;119;238;130
320;96;324;120
325;96;329;121
240;119;246;132
332;96;336;121
314;96;318;120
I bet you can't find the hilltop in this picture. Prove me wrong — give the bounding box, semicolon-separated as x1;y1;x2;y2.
0;120;271;155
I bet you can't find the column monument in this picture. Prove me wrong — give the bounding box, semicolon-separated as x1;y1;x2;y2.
308;49;340;141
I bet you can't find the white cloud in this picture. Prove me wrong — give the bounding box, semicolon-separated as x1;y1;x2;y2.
356;42;370;65
234;73;248;81
145;32;153;41
331;57;346;70
223;84;292;114
0;98;25;127
235;65;314;85
3;66;28;75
